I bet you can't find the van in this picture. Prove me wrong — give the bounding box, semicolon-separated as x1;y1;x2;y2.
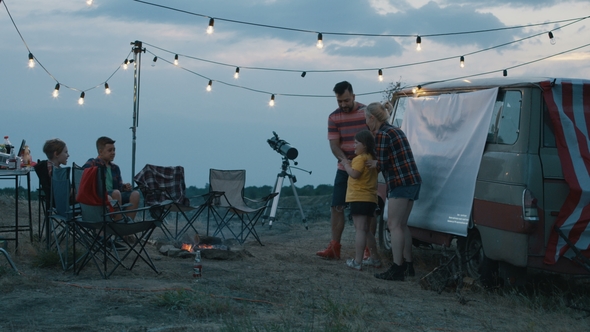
376;77;590;284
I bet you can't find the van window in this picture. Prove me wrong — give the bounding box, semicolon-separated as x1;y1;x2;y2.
487;90;521;144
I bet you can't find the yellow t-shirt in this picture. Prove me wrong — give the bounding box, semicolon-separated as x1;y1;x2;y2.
345;153;378;203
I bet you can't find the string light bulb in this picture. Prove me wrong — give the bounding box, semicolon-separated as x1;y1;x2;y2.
86;0;93;5
378;69;383;82
174;54;179;66
152;56;158;67
28;53;35;68
460;56;465;68
206;80;212;92
316;33;323;49
122;59;129;70
416;36;422;51
207;18;214;34
104;83;111;95
412;85;422;94
503;69;508;77
234;67;240;79
548;31;556;45
78;92;85;105
269;94;275;107
52;83;60;98
301;71;306;78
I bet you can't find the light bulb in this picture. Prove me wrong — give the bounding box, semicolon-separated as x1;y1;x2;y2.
269;94;275;107
234;67;240;79
78;92;85;105
207;18;214;34
86;0;93;5
104;83;111;95
52;83;60;98
316;33;324;49
460;56;465;68
416;36;422;51
548;31;556;45
378;69;383;82
301;72;306;78
28;53;35;68
174;54;179;66
503;69;508;77
152;56;158;67
206;80;212;92
122;59;128;70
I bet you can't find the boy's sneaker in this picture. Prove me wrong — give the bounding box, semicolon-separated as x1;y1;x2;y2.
362;257;382;268
346;258;362;271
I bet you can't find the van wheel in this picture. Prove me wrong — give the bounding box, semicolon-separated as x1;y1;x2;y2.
377;210;391;255
458;230;500;288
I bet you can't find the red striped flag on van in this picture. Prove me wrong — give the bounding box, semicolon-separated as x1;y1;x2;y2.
542;79;590;265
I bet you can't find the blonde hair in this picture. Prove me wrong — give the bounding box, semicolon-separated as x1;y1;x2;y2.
364;102;392;123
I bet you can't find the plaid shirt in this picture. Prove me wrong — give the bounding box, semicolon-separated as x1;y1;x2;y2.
133;164;190;206
83;158;124;192
376;123;421;190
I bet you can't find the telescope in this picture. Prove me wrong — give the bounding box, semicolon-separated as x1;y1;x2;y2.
267;131;298;160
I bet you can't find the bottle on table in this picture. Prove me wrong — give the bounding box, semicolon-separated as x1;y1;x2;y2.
3;136;12;154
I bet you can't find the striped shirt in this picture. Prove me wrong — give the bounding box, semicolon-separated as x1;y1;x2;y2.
327;102;367;171
376;123;421;190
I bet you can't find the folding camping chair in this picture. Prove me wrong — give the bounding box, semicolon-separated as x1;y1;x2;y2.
46;166;80;271
74;164;168;278
33;160;51;241
208;169;277;245
134;164;214;241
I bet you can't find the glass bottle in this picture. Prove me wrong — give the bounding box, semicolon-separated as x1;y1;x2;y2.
3;136;11;154
193;250;202;278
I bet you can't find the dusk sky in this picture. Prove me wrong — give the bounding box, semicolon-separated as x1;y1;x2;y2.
1;0;589;190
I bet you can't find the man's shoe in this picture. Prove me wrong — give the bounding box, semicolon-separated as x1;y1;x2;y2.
346;258;362;271
406;261;415;277
363;247;371;260
375;263;405;281
316;240;341;260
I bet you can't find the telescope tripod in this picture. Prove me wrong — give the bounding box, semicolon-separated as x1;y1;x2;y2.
264;158;308;230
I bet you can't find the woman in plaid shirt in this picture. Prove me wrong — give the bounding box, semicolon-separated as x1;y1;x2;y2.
365;102;422;281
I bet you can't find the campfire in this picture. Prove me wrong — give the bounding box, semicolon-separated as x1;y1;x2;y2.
180;242;229;252
158;236;247;260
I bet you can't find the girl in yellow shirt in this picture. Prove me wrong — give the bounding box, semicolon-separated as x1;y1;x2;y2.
339;130;381;270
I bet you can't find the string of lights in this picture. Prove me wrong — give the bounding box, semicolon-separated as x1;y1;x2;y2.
132;0;589;41
142;13;581;78
146;42;590;104
2;0;589;106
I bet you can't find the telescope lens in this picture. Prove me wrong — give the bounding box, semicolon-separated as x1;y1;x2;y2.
282;146;298;160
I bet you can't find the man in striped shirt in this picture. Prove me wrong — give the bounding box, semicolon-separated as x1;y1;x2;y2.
317;81;368;260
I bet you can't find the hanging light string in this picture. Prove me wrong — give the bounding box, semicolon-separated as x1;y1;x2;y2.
142;14;579;76
2;0;589;103
2;0;130;98
411;42;590;91
146;42;590;99
132;0;589;39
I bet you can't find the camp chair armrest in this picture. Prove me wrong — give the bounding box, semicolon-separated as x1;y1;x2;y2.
246;192;278;203
104;201;172;218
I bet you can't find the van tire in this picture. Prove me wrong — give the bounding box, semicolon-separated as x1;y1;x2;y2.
458;229;501;288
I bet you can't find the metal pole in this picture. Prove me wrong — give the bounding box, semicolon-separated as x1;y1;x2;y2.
131;41;145;180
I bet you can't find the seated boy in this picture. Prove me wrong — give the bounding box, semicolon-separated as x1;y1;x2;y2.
83;136;140;221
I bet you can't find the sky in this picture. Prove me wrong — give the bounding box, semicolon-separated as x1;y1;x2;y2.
1;0;589;191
